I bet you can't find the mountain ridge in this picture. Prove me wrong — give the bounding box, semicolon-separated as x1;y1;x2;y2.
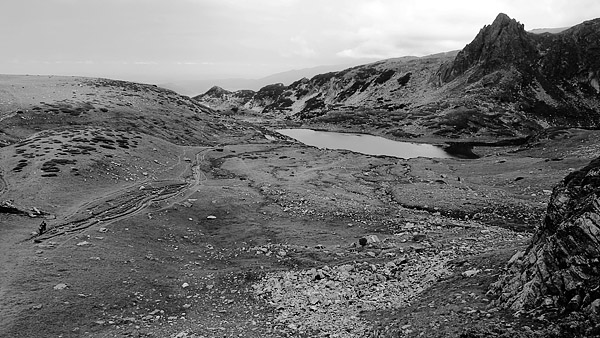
195;14;600;140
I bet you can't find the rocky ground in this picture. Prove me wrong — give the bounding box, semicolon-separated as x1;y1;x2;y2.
1;76;600;338
2;129;599;337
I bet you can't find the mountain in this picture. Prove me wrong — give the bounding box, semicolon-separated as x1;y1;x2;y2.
159;62;379;96
0;75;269;214
529;27;570;34
195;14;600;140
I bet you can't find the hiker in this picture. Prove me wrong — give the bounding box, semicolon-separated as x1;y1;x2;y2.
38;220;47;235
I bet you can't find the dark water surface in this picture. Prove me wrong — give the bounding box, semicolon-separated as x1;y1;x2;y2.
276;129;454;159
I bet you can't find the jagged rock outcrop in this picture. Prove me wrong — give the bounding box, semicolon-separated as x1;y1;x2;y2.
490;157;600;315
437;13;538;83
195;14;600;140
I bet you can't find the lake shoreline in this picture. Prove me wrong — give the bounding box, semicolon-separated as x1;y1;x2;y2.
276;128;456;159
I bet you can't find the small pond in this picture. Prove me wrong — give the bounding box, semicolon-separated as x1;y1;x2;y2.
276;129;455;159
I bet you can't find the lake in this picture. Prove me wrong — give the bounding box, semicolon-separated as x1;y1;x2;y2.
276;129;454;159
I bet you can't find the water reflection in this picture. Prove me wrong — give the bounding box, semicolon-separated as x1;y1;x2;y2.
276;129;454;159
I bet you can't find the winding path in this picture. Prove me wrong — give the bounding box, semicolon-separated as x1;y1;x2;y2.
32;146;213;243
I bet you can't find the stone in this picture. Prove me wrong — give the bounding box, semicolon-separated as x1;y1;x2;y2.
366;235;380;243
507;251;524;265
462;269;480;277
587;298;600;315
53;283;68;290
567;294;582;311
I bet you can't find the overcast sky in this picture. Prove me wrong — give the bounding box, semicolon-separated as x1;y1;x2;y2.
1;0;598;84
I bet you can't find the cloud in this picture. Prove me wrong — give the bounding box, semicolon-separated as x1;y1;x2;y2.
280;36;318;58
1;0;598;82
174;61;215;65
133;61;159;65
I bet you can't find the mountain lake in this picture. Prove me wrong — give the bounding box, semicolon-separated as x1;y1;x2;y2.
276;128;455;159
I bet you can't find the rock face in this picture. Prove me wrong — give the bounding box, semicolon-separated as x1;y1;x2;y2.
195;14;600;139
437;13;538;83
491;157;600;314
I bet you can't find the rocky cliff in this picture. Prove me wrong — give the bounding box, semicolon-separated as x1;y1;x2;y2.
490;157;600;318
195;14;600;140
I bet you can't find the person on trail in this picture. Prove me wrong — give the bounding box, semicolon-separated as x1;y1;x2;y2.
38;220;47;235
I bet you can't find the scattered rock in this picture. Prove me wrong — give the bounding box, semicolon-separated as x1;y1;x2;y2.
462;269;481;277
53;283;68;290
365;234;380;244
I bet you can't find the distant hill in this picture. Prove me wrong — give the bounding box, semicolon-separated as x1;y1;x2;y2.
0;75;262;147
195;14;600;140
529;27;570;34
0;74;271;216
159;62;379;96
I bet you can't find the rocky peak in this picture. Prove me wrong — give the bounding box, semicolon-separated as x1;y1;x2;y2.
438;13;537;83
203;86;231;98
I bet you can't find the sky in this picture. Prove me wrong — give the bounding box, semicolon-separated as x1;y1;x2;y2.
0;0;598;84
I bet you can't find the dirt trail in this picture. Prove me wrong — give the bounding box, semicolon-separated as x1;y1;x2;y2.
0;145;214;332
0;170;6;196
32;147;212;244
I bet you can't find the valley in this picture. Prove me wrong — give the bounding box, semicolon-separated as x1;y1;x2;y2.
1;13;600;338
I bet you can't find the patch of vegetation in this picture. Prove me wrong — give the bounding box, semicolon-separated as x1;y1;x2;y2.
301;95;326;114
311;72;337;87
255;83;287;101
355;67;378;80
295;88;310;99
40;158;77;174
265;97;294;112
397;72;412;86
12;161;28;172
336;81;366;101
374;69;396;84
387;128;418;138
